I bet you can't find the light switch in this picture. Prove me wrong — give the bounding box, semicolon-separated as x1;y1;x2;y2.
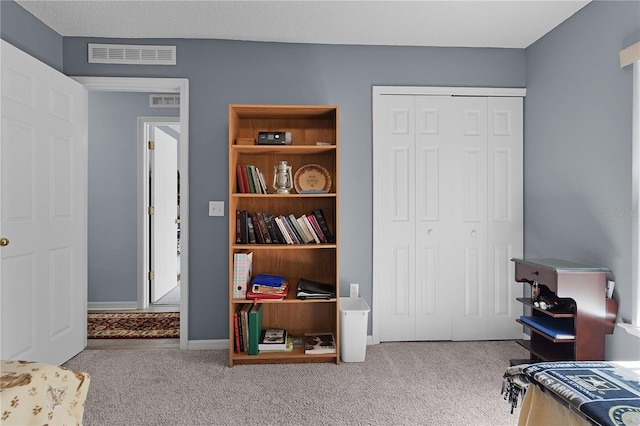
209;201;224;217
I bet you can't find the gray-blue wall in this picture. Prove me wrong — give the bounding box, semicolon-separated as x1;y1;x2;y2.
0;0;63;71
524;1;640;360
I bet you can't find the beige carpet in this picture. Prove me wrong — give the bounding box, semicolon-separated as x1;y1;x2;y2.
64;340;528;425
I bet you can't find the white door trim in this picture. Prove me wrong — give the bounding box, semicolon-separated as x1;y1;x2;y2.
371;85;525;345
73;77;189;350
373;86;526;97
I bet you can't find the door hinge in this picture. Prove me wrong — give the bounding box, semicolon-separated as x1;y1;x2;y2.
148;206;155;215
148;271;155;280
148;140;155;150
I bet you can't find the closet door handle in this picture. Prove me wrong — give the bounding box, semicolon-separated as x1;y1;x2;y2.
471;230;477;237
427;229;434;236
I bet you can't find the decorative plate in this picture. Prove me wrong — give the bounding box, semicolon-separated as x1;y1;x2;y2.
294;164;331;193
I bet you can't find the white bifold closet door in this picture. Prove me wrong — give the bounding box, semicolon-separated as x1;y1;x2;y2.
374;94;523;342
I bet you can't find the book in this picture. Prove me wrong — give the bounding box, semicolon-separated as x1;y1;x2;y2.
245;165;256;193
306;213;327;243
519;315;575;339
256;213;272;243
304;332;336;354
289;214;311;243
241;304;250;351
273;216;293;244
312;209;334;243
232;250;253;299
248;303;263;355
252;274;285;287
298;215;316;243
233;305;242;352
260;335;294;353
262;213;279;244
249;212;265;244
240;165;251;194
236;165;247;193
247;215;256;243
258;329;288;351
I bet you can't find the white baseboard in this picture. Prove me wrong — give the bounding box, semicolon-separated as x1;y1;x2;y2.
88;301;138;311
188;339;228;350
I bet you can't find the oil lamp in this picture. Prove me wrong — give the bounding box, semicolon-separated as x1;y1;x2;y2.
273;161;293;194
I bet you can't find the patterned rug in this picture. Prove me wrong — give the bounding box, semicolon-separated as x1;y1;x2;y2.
88;312;180;339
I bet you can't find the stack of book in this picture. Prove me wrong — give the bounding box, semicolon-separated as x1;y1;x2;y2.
236;209;334;245
246;274;289;300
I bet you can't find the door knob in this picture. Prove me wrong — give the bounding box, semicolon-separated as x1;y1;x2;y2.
0;237;9;247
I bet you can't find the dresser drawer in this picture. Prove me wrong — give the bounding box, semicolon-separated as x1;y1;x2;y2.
514;261;558;292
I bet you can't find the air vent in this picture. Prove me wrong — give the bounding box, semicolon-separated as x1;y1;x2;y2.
149;94;180;108
88;43;176;65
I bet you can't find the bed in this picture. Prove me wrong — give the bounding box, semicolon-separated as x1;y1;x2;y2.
503;361;640;426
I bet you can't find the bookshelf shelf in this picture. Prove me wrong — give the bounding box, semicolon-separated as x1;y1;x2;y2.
228;104;340;367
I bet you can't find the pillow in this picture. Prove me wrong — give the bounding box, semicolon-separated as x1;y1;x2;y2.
1;360;90;426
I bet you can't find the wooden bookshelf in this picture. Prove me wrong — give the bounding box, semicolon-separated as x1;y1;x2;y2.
228;104;340;367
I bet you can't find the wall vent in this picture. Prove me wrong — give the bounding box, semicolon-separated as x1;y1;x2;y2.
149;94;180;108
88;43;176;65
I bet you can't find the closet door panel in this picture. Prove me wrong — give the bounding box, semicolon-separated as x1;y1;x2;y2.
487;97;524;339
376;95;417;341
415;96;454;340
451;97;488;340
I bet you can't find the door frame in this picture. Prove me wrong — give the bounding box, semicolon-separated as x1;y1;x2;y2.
73;77;189;350
371;86;525;345
139;117;180;307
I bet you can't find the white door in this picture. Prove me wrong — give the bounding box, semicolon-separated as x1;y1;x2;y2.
1;40;87;365
374;92;522;342
150;126;178;302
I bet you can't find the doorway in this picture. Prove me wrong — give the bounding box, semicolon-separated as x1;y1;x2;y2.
75;77;189;349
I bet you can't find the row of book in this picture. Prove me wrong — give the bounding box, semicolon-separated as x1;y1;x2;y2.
236;164;269;194
233;303;263;354
232;305;336;356
236;208;334;245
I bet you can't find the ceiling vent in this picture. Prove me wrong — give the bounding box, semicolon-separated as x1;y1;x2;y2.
149;94;180;108
88;43;176;65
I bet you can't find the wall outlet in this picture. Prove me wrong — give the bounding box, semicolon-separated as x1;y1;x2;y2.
350;283;359;298
208;201;224;217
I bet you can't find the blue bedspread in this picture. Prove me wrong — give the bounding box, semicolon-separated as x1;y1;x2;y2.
503;361;640;425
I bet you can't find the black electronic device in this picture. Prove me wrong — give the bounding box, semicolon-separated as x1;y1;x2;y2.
257;131;288;145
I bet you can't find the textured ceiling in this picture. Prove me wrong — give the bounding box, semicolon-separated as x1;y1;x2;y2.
16;0;591;48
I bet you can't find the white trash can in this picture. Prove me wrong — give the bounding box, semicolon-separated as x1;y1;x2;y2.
339;297;370;362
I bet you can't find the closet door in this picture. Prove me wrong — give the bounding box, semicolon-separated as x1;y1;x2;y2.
374;93;523;342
